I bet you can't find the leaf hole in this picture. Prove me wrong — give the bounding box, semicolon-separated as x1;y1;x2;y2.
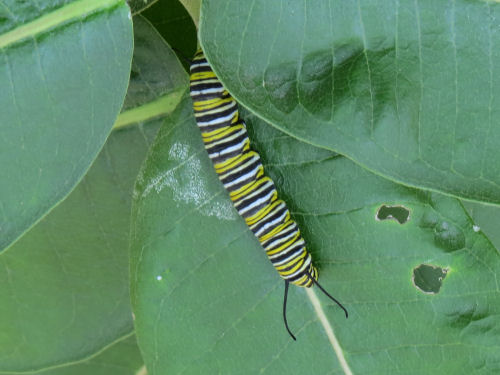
412;264;448;294
376;204;410;224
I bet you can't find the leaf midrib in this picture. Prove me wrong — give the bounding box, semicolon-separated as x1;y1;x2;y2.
306;288;354;375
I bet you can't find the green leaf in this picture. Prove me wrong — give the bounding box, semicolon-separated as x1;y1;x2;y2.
141;0;198;72
121;15;188;112
128;0;158;14
178;0;201;29
0;334;144;375
0;122;159;372
462;200;500;251
0;0;133;252
114;14;187;130
0;13;187;371
131;94;500;374
199;0;500;205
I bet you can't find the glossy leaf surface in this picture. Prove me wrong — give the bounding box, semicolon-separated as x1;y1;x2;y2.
0;0;133;251
0;122;159;372
200;0;500;205
131;94;500;374
0;13;181;371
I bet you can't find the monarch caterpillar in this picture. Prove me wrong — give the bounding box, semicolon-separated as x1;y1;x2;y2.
189;49;348;340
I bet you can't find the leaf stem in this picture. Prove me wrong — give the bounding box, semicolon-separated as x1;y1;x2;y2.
113;89;185;130
0;0;126;49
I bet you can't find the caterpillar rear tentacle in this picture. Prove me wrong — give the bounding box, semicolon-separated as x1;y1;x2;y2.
189;49;347;340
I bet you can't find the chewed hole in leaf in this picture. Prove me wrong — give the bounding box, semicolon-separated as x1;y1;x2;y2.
412;264;448;294
376;204;410;224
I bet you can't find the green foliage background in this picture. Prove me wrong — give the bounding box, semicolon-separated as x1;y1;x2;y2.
1;0;500;374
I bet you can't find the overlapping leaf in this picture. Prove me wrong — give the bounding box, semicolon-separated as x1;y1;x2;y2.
122;15;188;112
200;0;500;205
0;121;157;372
0;12;185;372
140;0;197;71
0;334;144;375
131;93;500;374
463;200;500;250
0;0;133;251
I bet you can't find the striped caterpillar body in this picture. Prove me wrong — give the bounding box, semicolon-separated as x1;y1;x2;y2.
189;49;347;340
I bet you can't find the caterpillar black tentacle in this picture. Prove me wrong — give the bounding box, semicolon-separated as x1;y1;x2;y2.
283;281;296;341
189;49;347;339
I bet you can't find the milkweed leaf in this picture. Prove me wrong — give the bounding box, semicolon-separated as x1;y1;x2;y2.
131;94;500;374
200;0;500;205
0;0;134;252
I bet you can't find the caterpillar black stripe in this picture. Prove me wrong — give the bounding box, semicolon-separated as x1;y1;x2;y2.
189;49;348;340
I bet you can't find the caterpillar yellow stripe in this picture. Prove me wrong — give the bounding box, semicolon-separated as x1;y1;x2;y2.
189;49;347;340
